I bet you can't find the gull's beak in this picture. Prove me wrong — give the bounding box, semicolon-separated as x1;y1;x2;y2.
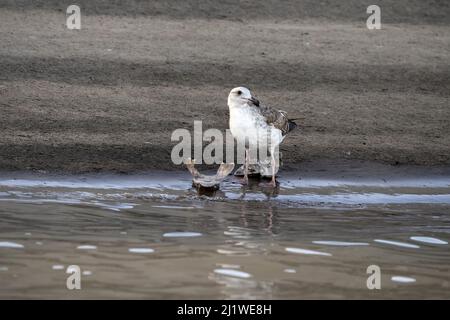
248;96;260;107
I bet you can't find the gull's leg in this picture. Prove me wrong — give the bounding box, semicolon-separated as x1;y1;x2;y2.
270;152;277;187
243;149;249;185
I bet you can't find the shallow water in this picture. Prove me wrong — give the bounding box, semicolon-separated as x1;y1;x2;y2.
0;169;449;299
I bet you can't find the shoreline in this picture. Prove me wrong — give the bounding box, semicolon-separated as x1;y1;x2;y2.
1;160;449;207
1;159;449;180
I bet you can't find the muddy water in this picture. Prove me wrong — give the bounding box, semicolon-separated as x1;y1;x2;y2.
0;168;449;299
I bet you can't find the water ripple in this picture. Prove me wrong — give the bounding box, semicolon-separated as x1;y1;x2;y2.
410;236;447;245
0;241;24;249
313;241;369;246
285;247;332;256
163;232;202;238
214;269;252;279
391;276;416;283
76;245;97;250
374;239;419;249
128;248;155;253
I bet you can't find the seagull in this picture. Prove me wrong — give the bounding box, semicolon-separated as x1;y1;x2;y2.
228;87;297;186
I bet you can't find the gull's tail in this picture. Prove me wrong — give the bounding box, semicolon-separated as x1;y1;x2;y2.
287;119;299;133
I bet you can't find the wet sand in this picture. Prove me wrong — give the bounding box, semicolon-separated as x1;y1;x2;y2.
0;1;449;173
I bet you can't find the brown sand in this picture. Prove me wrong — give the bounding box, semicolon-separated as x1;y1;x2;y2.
0;1;449;173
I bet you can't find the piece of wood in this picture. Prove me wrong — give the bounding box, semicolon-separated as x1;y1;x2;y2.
185;159;234;190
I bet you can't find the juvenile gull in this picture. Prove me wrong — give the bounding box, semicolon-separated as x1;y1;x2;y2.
227;87;297;186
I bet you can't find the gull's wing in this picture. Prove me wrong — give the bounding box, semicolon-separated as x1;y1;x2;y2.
256;104;297;136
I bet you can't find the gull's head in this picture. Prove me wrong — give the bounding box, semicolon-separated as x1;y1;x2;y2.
228;87;260;108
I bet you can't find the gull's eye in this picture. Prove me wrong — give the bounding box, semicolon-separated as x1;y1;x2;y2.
236;90;242;95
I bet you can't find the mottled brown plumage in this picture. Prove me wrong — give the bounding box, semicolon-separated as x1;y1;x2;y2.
248;98;297;136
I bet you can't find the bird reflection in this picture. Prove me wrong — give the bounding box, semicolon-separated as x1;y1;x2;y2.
237;203;275;235
238;176;280;199
192;185;227;197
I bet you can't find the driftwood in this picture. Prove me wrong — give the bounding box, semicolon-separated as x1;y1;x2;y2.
185;159;235;190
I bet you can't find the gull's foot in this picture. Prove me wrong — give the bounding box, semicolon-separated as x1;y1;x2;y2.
241;176;249;185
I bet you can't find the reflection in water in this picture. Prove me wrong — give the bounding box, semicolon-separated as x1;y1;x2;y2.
312;241;369;246
0;242;24;249
193;187;226;198
285;247;332;256
0;172;449;299
238;178;280;200
284;269;297;273
76;245;97;250
51;265;64;270
374;239;420;249
217;221;275;257
410;236;448;245
128;248;155;253
163;232;202;238
209;265;274;299
214;268;252;278
391;276;416;283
